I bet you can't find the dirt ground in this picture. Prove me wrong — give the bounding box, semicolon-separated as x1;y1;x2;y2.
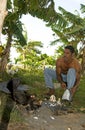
7;101;85;130
0;82;85;130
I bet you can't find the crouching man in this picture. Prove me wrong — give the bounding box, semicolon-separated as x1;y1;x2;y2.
44;45;82;100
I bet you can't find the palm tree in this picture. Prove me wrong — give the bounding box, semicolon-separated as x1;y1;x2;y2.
0;0;7;44
0;0;27;72
15;41;43;69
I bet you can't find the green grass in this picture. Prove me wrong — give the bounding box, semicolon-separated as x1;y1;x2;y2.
73;76;85;108
0;92;24;123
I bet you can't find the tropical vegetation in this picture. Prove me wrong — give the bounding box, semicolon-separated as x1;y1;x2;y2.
0;1;85;127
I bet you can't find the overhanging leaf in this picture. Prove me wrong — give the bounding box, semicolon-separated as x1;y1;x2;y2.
12;22;27;46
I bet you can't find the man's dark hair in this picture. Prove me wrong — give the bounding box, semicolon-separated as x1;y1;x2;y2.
65;45;75;54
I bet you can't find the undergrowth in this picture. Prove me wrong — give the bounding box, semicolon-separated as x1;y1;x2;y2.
0;69;85;123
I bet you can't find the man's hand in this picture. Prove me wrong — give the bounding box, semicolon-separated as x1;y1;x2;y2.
61;82;66;89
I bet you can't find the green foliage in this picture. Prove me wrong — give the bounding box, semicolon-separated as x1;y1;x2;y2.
55;45;64;57
10;107;24;122
0;71;11;82
3;12;27;46
73;76;85;108
51;29;68;44
15;41;55;68
58;6;83;25
80;4;85;13
7;0;12;9
11;22;27;46
0;92;24;123
13;0;29;15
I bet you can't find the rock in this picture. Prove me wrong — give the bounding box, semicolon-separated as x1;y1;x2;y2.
0;81;10;93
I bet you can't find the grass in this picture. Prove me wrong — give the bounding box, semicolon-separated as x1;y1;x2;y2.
0;68;85;123
72;76;85;109
0;92;24;123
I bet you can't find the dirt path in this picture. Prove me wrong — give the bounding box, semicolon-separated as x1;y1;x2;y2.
7;102;85;130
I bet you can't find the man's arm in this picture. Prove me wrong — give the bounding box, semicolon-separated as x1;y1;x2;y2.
56;59;66;89
56;59;62;83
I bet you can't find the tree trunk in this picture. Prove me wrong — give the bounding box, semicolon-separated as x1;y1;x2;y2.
0;33;12;72
0;0;8;73
0;0;8;44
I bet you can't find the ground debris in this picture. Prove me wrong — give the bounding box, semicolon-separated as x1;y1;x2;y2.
43;99;76;116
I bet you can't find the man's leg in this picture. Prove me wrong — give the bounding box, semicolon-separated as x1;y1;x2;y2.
44;68;57;95
61;68;76;101
67;68;76;89
61;68;76;89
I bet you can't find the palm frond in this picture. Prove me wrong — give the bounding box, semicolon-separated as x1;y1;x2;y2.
12;22;27;46
52;29;68;43
50;39;61;45
66;25;84;35
80;4;85;13
58;6;83;25
28;41;43;48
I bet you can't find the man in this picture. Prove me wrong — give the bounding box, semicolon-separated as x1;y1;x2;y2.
44;45;82;100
